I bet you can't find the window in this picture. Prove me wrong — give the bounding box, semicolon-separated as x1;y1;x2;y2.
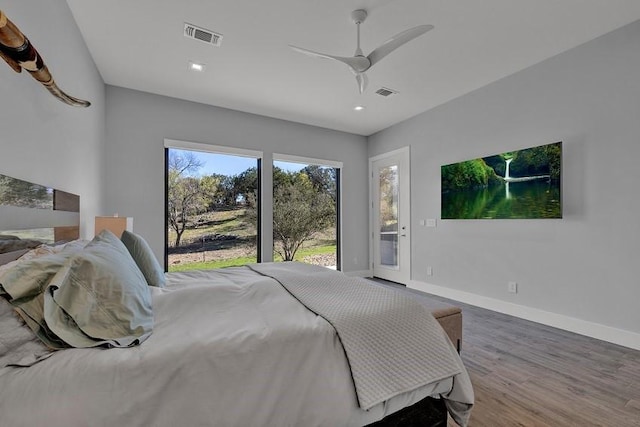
272;155;341;270
165;140;261;272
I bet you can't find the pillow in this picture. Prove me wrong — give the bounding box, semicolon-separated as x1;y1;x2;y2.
52;239;89;254
0;249;29;267
0;239;43;254
0;296;53;368
0;235;20;240
121;230;165;288
43;230;153;348
0;251;72;301
0;241;86;282
0;251;78;349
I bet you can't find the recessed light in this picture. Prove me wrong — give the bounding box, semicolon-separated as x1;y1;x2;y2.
354;105;365;111
188;61;205;72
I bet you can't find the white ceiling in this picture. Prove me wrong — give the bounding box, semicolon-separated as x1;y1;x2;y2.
66;0;640;136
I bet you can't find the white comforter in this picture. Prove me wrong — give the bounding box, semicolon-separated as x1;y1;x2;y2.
0;267;454;427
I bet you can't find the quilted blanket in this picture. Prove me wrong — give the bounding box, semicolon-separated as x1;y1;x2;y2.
248;262;472;418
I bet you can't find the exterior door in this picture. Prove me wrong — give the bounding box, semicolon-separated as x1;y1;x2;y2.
370;147;411;284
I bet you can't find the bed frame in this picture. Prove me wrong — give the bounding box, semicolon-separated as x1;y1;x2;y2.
368;396;447;427
0;172;449;427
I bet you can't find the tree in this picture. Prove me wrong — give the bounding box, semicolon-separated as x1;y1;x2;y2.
243;166;339;261
200;174;225;208
378;166;398;231
0;175;50;208
272;174;336;261
302;165;337;202
169;150;203;176
167;151;204;247
233;167;258;207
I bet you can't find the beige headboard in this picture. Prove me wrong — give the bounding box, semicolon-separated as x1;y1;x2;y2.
0;173;79;253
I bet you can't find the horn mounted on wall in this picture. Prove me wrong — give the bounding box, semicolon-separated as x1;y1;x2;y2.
0;9;91;107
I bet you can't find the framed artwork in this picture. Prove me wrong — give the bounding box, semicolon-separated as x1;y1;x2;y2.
441;141;562;219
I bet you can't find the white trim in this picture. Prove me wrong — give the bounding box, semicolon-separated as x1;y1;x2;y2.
273;153;343;169
409;279;640;352
164;138;263;159
369;146;410;163
369;146;411;284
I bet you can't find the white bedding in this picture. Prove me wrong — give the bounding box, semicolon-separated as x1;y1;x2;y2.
0;267;459;427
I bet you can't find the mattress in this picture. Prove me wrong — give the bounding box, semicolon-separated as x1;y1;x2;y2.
0;266;471;426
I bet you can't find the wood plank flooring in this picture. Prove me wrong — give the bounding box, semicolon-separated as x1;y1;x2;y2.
375;282;640;426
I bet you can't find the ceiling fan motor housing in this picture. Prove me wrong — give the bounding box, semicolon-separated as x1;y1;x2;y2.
351;9;368;24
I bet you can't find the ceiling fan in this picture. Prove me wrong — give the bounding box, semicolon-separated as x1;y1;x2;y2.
289;9;433;94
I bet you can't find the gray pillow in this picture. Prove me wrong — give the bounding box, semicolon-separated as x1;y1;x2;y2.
0;296;53;368
0;249;29;266
0;251;89;349
121;230;165;288
0;252;72;301
0;239;43;254
44;230;153;348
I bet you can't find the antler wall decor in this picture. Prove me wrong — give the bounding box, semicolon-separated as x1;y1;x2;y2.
0;9;90;107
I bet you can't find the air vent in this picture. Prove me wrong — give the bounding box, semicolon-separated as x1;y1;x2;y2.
375;87;399;97
184;23;223;47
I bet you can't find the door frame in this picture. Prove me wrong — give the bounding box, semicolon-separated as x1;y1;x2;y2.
369;146;411;284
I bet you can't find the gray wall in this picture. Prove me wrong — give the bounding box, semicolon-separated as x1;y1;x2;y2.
6;1;637;345
105;86;369;272
368;21;640;341
0;0;105;237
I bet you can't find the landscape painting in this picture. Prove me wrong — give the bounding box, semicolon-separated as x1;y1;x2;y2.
441;141;562;219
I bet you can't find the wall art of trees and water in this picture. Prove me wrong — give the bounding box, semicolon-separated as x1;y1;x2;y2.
441;141;562;219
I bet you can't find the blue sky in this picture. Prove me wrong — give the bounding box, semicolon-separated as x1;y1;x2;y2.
171;149;306;177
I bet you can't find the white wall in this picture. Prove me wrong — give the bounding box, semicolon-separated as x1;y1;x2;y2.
0;0;105;237
368;21;640;348
104;86;369;273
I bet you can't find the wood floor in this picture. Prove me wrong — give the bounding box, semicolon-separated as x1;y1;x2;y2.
379;283;640;427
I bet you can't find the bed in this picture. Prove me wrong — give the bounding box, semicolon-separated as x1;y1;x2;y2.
0;173;473;426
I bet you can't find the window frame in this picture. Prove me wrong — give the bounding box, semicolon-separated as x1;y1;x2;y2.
164;139;263;271
272;153;343;271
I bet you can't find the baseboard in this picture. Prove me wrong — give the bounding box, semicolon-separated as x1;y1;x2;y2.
345;269;373;278
409;280;640;352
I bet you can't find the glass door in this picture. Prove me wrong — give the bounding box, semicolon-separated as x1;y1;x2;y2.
370;148;410;283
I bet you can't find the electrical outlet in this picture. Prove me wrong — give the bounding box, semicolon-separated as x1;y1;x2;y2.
426;266;433;276
508;281;518;293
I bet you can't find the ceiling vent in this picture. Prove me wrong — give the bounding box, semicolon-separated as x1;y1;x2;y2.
184;23;223;47
375;87;399;97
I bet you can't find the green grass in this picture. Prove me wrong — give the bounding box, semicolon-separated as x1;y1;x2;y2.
168;207;337;272
168;244;336;272
274;244;336;261
168;209;256;247
169;255;258;272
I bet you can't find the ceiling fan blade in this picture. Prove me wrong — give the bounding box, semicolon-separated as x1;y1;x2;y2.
289;45;369;72
367;24;434;67
355;72;368;94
